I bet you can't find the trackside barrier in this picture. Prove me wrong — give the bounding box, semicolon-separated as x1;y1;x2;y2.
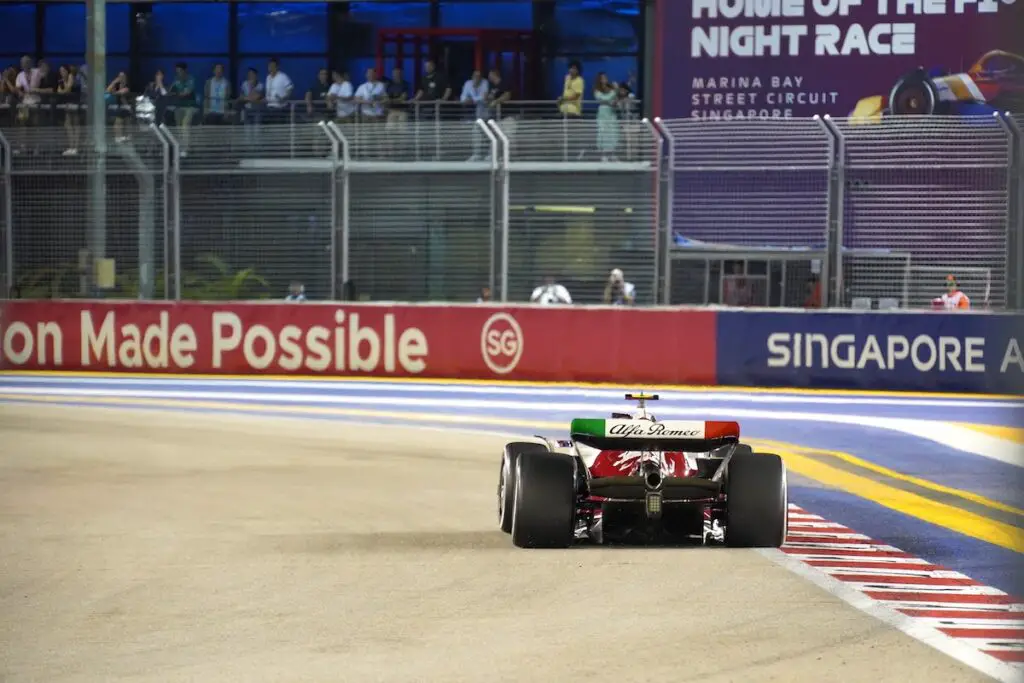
0;301;1020;395
3;114;1021;310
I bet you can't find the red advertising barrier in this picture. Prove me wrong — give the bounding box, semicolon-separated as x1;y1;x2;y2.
0;301;718;385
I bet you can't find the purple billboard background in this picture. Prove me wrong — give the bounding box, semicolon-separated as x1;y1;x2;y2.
655;0;1024;119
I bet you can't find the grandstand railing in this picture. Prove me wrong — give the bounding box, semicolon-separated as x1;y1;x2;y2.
1;113;1020;311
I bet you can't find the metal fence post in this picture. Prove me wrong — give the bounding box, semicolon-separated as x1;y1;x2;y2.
476;119;501;298
327;121;351;297
649;117;671;305
1005;113;1023;311
817;115;840;309
159;124;182;301
488;120;511;302
0;129;11;298
319;121;342;299
151;124;171;300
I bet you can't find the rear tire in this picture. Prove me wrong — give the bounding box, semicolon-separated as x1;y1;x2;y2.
511;452;576;548
725;451;787;548
498;442;550;533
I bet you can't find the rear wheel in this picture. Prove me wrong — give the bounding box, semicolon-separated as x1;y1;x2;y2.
511;452;576;548
498;442;550;533
725;451;787;548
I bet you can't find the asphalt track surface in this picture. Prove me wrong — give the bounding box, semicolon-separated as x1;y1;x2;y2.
0;376;1021;682
0;404;1003;683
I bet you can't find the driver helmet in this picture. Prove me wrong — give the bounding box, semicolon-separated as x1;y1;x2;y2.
632;410;656;422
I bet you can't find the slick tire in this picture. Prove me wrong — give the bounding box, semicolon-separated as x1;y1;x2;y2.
725;451;788;548
510;452;576;549
498;442;550;533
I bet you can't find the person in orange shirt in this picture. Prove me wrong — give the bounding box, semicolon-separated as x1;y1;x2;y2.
803;276;821;308
936;274;970;310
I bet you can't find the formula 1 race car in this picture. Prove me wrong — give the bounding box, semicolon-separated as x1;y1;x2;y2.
851;50;1024;122
497;393;788;548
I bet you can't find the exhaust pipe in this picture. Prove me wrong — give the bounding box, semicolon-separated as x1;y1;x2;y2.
642;462;663;490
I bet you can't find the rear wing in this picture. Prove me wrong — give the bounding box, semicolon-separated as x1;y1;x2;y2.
570;418;740;452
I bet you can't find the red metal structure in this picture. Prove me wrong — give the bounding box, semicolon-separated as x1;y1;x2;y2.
376;27;540;99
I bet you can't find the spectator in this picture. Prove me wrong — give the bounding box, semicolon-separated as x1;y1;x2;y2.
285;282;306;301
558;61;585;159
415;58;450;118
105;71;131;142
169;62;198;155
15;56;36;126
485;68;512;114
238;67;264;142
616;82;641;160
385;67;409;157
477;285;492;303
264;57;293;124
0;67;17;127
327;69;354;122
143;68;169;125
603;268;635;305
305;67;331;122
485;68;516;150
386;66;408;127
935;274;971;310
355;67;385;123
593;72;619;161
204;63;230;125
723;261;751;306
531;276;572;305
58;64;82;156
31;59;57;125
803;275;822;308
461;69;489;160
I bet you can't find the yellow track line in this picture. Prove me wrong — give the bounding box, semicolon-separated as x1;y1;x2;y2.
754;438;1024;519
954;423;1024;445
769;447;1024;553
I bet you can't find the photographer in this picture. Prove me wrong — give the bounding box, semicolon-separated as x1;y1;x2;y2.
603;268;635;306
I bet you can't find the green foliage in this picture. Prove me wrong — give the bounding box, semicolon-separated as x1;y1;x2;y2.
13;253;272;301
13;263;80;298
181;254;272;301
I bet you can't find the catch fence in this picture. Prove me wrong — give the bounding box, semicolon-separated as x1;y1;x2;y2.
1;113;1021;310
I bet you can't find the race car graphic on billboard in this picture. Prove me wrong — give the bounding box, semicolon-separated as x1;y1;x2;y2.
656;0;1024;120
853;49;1024;121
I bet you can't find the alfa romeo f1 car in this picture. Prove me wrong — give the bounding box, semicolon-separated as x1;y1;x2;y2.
497;393;788;548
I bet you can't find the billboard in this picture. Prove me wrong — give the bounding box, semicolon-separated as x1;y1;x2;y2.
716;309;1024;394
656;0;1024;120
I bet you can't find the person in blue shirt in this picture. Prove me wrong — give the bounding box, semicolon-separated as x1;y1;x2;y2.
204;63;230;125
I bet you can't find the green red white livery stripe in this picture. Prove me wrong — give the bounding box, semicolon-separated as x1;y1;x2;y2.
570;419;740;441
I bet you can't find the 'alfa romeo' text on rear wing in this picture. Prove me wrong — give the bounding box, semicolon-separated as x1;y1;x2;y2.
569;419;740;452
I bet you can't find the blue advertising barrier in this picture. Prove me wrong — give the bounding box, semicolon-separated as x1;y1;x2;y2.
716;310;1024;395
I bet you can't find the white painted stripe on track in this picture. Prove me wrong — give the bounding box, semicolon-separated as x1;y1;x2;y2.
1;375;1019;408
0;384;1019;466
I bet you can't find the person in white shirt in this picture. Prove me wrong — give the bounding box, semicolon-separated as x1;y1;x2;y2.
460;69;489;119
264;57;293;124
327;69;355;122
15;56;37;124
461;69;490;160
604;268;636;305
354;67;385;122
531;276;573;305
